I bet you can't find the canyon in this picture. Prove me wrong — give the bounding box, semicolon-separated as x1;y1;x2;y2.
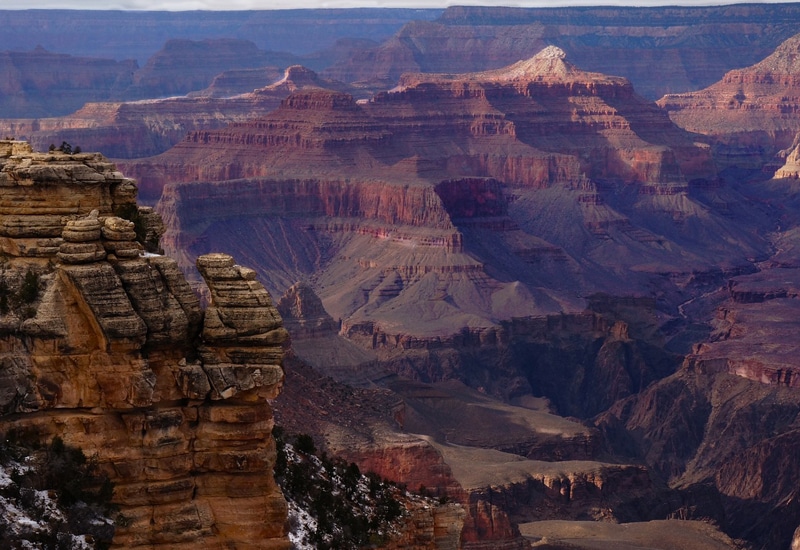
4;5;800;550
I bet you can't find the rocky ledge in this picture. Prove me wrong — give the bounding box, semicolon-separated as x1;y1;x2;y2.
0;141;290;548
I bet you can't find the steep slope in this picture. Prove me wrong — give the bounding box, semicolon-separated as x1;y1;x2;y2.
272;282;741;549
0;141;289;548
596;261;800;549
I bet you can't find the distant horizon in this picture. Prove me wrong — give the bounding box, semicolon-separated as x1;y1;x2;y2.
4;0;800;12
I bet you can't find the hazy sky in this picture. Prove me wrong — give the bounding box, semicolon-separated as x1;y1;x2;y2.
6;0;798;11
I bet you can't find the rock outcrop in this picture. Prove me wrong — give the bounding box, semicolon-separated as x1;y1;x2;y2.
0;141;289;548
135;47;715;194
126;38;302;99
595;262;800;548
272;285;685;550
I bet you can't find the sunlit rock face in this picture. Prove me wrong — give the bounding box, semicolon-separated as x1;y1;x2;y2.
0;141;290;549
659;33;800;169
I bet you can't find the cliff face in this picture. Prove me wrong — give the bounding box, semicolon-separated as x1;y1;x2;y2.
594;260;800;549
659;33;800;168
0;141;289;548
126;39;302;100
0;47;137;118
325;4;800;100
134;47;715;195
0;66;357;164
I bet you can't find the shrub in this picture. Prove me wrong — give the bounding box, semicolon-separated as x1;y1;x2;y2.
17;270;39;304
274;425;414;549
0;434;116;548
294;433;316;454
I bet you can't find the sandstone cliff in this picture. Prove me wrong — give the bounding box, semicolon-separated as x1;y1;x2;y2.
0;141;289;548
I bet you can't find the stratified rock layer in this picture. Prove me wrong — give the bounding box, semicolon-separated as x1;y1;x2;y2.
0;65;359;165
0;141;289;549
141;48;770;342
326;4;800;100
659;33;800;168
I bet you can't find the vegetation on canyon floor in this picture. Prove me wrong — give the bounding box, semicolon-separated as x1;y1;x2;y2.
274;426;425;549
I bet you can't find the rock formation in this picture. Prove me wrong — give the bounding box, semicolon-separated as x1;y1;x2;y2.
659;33;800;169
0;140;289;548
325;4;800;100
594;257;800;548
775;132;800;179
133;47;771;344
188;66;285;98
0;65;358;165
126;38;302;99
135;46;715;192
271;281;706;549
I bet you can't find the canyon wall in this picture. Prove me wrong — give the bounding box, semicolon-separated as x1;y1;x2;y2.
326;4;800;100
0;65;358;161
659;33;800;169
0;141;290;548
131;49;770;343
0;48;137;118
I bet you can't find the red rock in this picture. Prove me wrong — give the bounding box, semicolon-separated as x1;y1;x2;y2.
134;47;713;198
0;65;358;164
327;4;800;100
659;33;800;168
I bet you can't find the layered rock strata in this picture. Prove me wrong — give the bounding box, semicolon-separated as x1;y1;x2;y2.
325;4;800;100
133;48;766;341
0;142;289;548
596;263;800;548
659;33;800;168
0;65;358;165
0;47;137;118
689;268;800;387
136;47;715;196
273;285;676;550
